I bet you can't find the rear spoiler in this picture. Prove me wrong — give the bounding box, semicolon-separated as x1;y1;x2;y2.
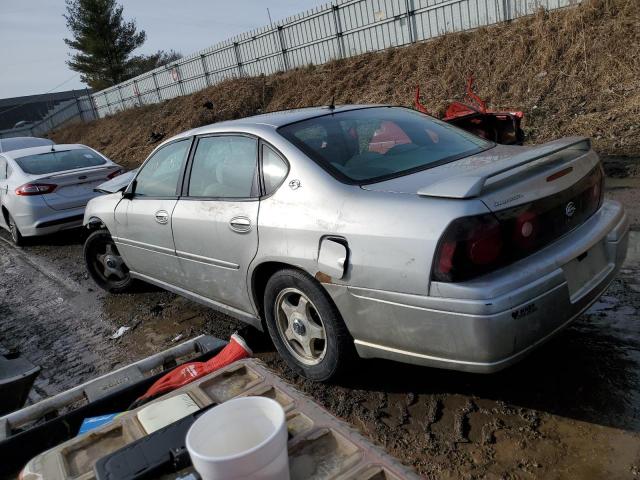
417;137;591;199
37;164;118;180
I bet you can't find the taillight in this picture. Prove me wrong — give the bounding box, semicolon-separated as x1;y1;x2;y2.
107;169;123;179
432;213;504;282
433;164;604;283
15;183;57;196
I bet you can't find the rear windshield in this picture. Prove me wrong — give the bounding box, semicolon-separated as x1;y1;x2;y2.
278;107;493;183
0;137;53;153
15;148;106;175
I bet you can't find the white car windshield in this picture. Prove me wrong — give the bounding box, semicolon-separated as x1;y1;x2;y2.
278;107;493;183
15;148;106;175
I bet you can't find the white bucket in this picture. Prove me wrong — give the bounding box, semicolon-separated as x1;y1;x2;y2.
186;396;290;480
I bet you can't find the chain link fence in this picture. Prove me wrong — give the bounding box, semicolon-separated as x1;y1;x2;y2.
91;0;577;117
4;0;576;135
0;96;97;139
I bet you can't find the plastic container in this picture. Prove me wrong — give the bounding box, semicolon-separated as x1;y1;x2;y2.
186;396;289;480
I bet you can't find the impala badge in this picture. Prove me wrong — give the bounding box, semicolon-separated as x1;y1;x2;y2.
565;201;576;218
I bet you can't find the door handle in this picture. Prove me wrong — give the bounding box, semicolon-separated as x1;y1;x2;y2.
229;216;252;233
154;210;169;225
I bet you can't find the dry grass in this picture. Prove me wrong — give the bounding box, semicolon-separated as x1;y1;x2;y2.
51;0;640;170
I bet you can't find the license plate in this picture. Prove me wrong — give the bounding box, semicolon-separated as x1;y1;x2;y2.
562;241;609;302
57;182;101;197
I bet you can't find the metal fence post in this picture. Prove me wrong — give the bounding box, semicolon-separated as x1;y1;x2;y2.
331;4;345;59
200;54;211;86
152;72;161;102
177;68;186;96
502;0;512;21
405;0;416;43
133;79;143;106
116;85;124;111
233;42;244;77
87;88;98;120
75;97;84;122
276;26;289;71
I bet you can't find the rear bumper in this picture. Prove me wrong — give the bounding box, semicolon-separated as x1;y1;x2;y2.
327;200;629;373
8;196;86;237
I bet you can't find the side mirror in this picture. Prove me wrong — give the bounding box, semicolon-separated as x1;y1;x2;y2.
122;180;137;199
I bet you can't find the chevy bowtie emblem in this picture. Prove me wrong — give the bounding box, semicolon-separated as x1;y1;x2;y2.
565;201;576;217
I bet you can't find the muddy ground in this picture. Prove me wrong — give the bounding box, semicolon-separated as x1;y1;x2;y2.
1;160;639;479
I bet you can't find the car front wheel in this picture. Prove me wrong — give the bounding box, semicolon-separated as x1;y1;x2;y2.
84;229;135;293
264;269;355;381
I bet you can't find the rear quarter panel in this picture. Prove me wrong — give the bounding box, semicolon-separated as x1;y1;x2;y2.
252;136;490;297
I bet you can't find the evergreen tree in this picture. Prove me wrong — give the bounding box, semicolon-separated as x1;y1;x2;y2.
64;0;146;90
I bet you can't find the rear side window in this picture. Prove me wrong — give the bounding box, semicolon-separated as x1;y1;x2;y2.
188;136;258;198
14;148;106;175
279;107;492;184
0;159;6;180
135;140;190;197
262;145;288;195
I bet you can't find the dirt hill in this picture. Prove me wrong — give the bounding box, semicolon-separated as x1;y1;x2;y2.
50;0;639;170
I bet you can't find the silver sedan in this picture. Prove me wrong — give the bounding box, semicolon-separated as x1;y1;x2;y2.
0;143;123;245
83;106;629;381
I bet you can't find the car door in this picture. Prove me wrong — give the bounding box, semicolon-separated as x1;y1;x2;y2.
114;138;192;284
171;134;260;312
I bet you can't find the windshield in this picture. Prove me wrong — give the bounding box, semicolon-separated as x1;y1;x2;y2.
15;148;106;175
278;107;493;183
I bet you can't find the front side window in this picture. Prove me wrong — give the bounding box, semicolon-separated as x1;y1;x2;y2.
134;140;190;197
278;107;493;183
14;148;106;175
188;136;257;198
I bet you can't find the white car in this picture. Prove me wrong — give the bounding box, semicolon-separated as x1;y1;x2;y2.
0;144;123;245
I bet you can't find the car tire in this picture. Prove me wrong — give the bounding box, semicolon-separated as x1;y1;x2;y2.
8;213;24;247
264;269;356;382
84;229;135;293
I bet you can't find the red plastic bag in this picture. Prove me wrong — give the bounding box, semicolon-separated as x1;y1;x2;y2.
135;334;252;405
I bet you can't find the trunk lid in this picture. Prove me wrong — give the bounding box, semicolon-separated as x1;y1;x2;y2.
361;137;600;212
31;165;121;211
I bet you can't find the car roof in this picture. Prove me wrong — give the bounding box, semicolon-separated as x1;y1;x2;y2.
168;104;388;142
0;136;54;153
2;143;89;160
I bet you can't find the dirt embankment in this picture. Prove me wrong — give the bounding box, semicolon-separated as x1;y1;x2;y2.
50;0;640;170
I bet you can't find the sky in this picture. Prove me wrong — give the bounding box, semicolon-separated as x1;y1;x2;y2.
0;0;326;99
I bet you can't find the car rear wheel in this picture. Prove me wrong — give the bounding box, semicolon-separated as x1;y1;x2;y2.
264;269;355;381
84;230;134;293
8;214;24;247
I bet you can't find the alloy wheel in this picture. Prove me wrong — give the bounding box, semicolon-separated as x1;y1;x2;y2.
275;288;327;366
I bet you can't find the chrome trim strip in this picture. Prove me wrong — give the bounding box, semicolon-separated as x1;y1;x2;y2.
175;250;239;270
354;274;616;370
112;236;175;256
348;280;567;317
